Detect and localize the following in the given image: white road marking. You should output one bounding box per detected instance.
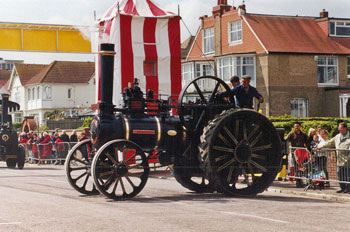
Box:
[222,211,288,224]
[0,222,22,225]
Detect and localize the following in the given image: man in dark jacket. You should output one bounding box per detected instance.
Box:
[232,75,263,109]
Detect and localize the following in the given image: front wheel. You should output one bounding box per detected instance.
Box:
[65,140,99,195]
[91,140,149,201]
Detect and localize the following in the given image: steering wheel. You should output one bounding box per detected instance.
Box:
[177,76,235,131]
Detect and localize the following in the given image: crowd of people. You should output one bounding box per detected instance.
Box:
[286,120,350,194]
[18,129,89,165]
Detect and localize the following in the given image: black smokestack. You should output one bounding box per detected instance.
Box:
[1,94,9,127]
[99,43,115,118]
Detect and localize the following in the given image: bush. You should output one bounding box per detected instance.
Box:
[270,115,349,139]
[12,122,22,130]
[81,117,93,128]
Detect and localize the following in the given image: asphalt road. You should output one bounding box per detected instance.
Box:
[0,163,349,232]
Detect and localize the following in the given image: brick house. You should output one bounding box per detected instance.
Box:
[182,0,350,117]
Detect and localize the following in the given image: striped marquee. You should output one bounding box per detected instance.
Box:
[97,0,181,106]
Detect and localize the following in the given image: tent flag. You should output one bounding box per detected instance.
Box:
[97,0,181,106]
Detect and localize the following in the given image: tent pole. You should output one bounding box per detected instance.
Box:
[178,4,180,16]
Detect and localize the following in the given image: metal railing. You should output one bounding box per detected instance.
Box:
[287,146,350,190]
[21,142,78,164]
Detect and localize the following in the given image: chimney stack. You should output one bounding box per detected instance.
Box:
[217,0,228,5]
[320,9,328,18]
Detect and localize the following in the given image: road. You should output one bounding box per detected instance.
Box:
[0,163,349,232]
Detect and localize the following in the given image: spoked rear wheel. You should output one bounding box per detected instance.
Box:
[65,140,99,195]
[201,109,282,196]
[91,140,149,201]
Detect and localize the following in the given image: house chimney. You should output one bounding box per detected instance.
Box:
[320,9,328,18]
[238,4,246,15]
[217,0,228,5]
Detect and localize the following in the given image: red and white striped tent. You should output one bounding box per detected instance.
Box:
[97,0,182,106]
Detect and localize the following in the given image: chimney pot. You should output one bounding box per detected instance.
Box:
[320,9,328,18]
[217,0,228,5]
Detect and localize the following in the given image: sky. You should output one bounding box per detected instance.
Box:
[1,0,350,42]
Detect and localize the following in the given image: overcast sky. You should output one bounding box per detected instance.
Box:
[1,0,350,41]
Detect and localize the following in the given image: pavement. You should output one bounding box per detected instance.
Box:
[149,169,350,203]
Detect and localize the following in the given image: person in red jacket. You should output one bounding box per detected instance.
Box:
[19,132,28,143]
[54,134,66,165]
[39,132,52,164]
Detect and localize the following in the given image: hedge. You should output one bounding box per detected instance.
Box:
[270,114,349,138]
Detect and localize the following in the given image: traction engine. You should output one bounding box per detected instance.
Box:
[65,44,283,200]
[0,93,25,169]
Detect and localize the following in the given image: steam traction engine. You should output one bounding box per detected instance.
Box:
[0,93,26,169]
[65,44,282,200]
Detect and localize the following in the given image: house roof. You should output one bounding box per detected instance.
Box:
[21,61,95,86]
[244,14,350,54]
[15,64,48,86]
[0,70,11,89]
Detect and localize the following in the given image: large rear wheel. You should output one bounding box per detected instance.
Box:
[201,109,282,196]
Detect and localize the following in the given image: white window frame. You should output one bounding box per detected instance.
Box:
[181,63,194,88]
[217,55,256,86]
[202,27,215,55]
[195,62,215,91]
[229,20,242,45]
[37,87,40,99]
[14,112,23,123]
[329,20,350,37]
[217,57,233,82]
[43,86,52,100]
[32,88,35,100]
[347,56,350,78]
[317,56,338,86]
[291,98,309,118]
[28,89,31,101]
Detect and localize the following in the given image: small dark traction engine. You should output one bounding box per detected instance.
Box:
[65,44,282,200]
[0,94,25,169]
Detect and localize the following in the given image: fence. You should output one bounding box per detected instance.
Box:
[287,146,350,190]
[21,142,78,164]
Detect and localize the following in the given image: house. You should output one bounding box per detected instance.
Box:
[182,0,350,117]
[7,61,95,125]
[0,69,11,90]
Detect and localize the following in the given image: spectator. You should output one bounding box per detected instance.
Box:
[231,75,263,109]
[307,128,316,151]
[317,122,350,193]
[19,132,28,143]
[310,134,319,150]
[78,132,88,142]
[55,135,66,165]
[70,130,78,143]
[60,130,70,142]
[332,120,344,138]
[39,132,52,164]
[285,122,309,185]
[316,130,330,187]
[316,125,322,140]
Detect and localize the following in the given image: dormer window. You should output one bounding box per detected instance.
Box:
[329,21,350,37]
[229,20,242,45]
[203,27,214,55]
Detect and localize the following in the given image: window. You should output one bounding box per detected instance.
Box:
[229,21,242,44]
[329,21,350,37]
[203,27,214,55]
[347,56,350,78]
[181,63,193,87]
[14,112,23,123]
[195,63,215,90]
[43,86,52,100]
[28,89,31,100]
[143,61,157,76]
[237,57,255,86]
[218,57,233,81]
[317,57,338,85]
[5,63,13,71]
[37,87,40,99]
[15,91,20,102]
[68,88,72,99]
[291,98,308,117]
[32,88,35,100]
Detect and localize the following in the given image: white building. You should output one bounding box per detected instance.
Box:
[8,61,95,126]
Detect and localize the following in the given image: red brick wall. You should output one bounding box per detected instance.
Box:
[186,9,266,62]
